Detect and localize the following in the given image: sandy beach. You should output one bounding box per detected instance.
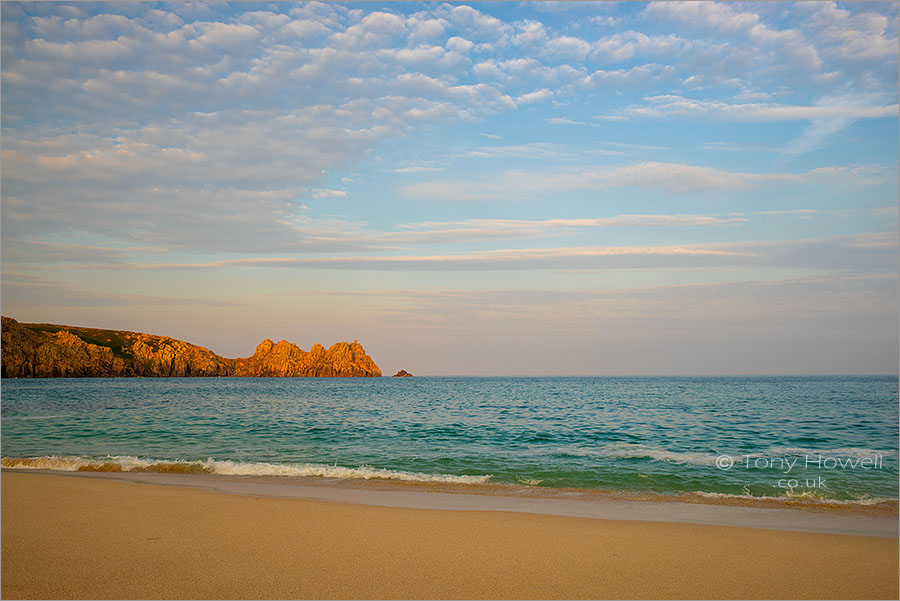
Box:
[2,470,897,599]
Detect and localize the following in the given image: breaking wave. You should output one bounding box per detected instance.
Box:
[549,443,897,465]
[0,455,493,484]
[690,490,897,507]
[551,443,721,465]
[765,447,897,458]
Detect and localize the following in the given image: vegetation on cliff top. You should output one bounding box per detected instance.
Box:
[22,323,140,359]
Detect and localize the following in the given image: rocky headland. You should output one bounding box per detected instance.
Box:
[392,370,414,377]
[0,316,381,378]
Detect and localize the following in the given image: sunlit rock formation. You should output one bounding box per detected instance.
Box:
[1,316,381,378]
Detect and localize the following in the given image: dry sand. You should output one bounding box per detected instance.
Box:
[2,470,897,599]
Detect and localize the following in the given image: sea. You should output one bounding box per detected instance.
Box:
[2,376,898,505]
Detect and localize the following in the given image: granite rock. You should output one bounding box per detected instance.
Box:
[1,316,381,378]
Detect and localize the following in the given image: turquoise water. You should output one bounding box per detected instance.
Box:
[2,376,897,502]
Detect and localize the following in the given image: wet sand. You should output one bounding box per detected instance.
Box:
[2,470,897,599]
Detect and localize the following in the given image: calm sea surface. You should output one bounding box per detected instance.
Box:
[2,376,897,503]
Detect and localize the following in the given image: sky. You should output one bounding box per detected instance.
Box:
[1,1,898,376]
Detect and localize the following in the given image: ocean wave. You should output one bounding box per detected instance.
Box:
[690,490,896,506]
[548,443,897,465]
[1,414,69,420]
[0,456,493,484]
[516,477,543,486]
[3,455,895,505]
[551,443,720,465]
[765,447,897,458]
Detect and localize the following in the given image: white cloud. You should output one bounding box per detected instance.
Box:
[406,15,447,44]
[399,180,503,202]
[785,93,899,156]
[584,63,674,86]
[457,142,577,161]
[393,166,444,173]
[360,11,406,35]
[591,31,685,62]
[99,243,753,272]
[600,163,801,193]
[547,117,590,126]
[445,5,512,42]
[275,211,747,247]
[279,19,332,40]
[618,93,898,154]
[754,209,820,216]
[644,2,764,36]
[544,35,592,60]
[797,2,899,62]
[514,19,546,46]
[516,88,552,105]
[390,214,746,242]
[195,22,260,48]
[1,109,397,251]
[236,11,290,30]
[623,94,898,121]
[643,1,822,73]
[472,57,579,89]
[26,36,135,62]
[331,11,406,49]
[2,2,896,260]
[385,44,447,65]
[80,232,900,274]
[3,6,558,253]
[398,161,886,200]
[590,16,620,27]
[312,189,347,198]
[732,88,772,103]
[445,35,473,53]
[556,162,795,193]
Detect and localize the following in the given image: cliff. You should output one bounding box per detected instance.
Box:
[0,317,381,378]
[232,338,381,378]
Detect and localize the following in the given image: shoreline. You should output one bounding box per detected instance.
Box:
[4,467,897,537]
[3,457,897,515]
[3,470,897,599]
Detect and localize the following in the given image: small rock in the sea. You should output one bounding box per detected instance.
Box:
[392,369,413,377]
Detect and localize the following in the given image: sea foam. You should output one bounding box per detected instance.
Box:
[549,443,898,465]
[551,443,721,465]
[0,455,493,484]
[690,490,896,506]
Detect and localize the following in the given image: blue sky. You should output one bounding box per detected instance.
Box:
[1,1,898,375]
